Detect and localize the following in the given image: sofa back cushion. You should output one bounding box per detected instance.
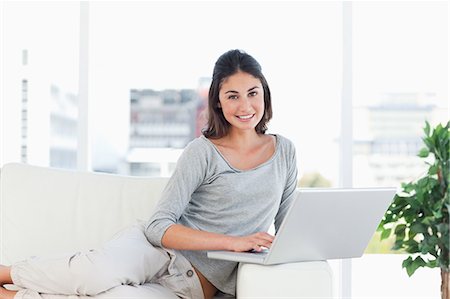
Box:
[0,163,168,264]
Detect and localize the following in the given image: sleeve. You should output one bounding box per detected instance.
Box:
[144,139,208,247]
[274,139,298,233]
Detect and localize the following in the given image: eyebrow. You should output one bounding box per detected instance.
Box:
[224,86,260,94]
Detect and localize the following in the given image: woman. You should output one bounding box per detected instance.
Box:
[0,49,298,299]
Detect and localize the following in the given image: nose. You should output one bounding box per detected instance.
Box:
[239,96,252,111]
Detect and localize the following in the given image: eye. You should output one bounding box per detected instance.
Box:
[228,94,238,100]
[248,91,258,97]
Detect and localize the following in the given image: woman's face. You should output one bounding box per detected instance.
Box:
[218,71,265,134]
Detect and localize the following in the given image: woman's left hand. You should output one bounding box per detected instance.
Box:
[228,232,274,252]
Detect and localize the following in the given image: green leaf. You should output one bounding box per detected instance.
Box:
[410,223,427,234]
[392,240,404,251]
[426,235,439,247]
[432,209,442,219]
[421,217,433,226]
[401,183,415,193]
[405,256,427,277]
[435,123,444,136]
[403,208,417,223]
[415,189,425,204]
[408,229,417,240]
[426,177,439,190]
[419,240,433,255]
[404,239,420,254]
[380,228,391,240]
[423,137,435,153]
[395,224,407,234]
[418,148,430,158]
[428,165,439,175]
[424,121,431,136]
[426,259,438,268]
[395,224,406,242]
[402,256,413,268]
[376,222,384,232]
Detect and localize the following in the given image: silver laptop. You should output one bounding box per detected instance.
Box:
[207,188,396,265]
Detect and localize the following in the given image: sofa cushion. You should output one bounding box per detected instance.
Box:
[0,163,168,264]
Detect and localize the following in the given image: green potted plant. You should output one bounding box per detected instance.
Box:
[378,120,449,299]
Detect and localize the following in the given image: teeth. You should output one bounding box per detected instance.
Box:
[238,114,253,119]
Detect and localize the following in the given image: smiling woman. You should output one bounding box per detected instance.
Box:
[219,72,264,130]
[0,48,298,299]
[200,50,277,172]
[203,49,272,139]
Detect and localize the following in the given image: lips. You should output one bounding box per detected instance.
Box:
[237,114,255,120]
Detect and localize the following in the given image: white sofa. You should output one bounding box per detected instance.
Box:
[0,163,333,298]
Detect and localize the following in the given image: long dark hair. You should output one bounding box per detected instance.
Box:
[202,49,272,139]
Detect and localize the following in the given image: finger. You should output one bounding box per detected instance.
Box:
[254,234,274,245]
[252,239,273,251]
[257,232,275,242]
[257,239,273,249]
[253,244,263,252]
[263,234,275,242]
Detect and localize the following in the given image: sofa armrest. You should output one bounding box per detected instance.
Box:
[236,261,333,298]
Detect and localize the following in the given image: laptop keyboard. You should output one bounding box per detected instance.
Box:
[249,248,269,254]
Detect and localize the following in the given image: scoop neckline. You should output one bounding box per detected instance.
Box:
[201,134,280,173]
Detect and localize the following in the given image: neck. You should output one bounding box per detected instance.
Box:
[224,129,263,149]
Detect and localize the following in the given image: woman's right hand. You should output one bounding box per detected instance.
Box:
[229,232,275,252]
[162,224,275,252]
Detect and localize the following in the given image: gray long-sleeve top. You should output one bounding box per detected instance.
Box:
[145,134,298,296]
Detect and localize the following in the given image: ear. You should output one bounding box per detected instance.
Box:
[217,102,222,108]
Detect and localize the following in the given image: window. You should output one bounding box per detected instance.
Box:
[88,2,342,185]
[351,2,447,298]
[3,2,444,298]
[1,2,80,168]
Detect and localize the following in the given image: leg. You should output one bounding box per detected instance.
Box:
[96,284,179,299]
[0,286,17,299]
[0,266,16,299]
[0,266,13,285]
[10,284,178,299]
[10,224,170,296]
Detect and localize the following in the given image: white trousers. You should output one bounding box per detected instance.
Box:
[10,223,204,299]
